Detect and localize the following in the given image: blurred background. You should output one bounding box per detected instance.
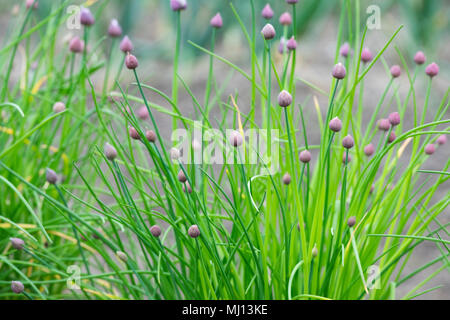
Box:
[0,0,449,299]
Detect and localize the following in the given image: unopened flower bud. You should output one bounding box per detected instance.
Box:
[388,131,396,143]
[170,147,181,160]
[125,53,138,69]
[282,172,291,185]
[11,281,24,294]
[414,51,426,65]
[53,101,66,113]
[299,150,311,163]
[364,143,375,156]
[10,238,25,250]
[69,36,84,53]
[279,12,292,26]
[311,246,318,258]
[388,112,400,126]
[146,130,156,143]
[347,216,356,227]
[342,135,354,149]
[210,13,223,28]
[229,130,243,147]
[129,126,140,140]
[261,4,274,20]
[150,225,162,237]
[182,181,192,193]
[437,135,447,146]
[329,117,342,132]
[108,19,122,38]
[104,143,117,160]
[119,36,133,53]
[188,225,200,238]
[170,0,187,11]
[80,7,95,26]
[261,23,276,40]
[286,0,298,3]
[286,37,297,51]
[340,42,350,57]
[378,118,390,131]
[26,0,38,10]
[360,48,373,63]
[390,65,401,78]
[425,62,439,78]
[178,169,187,183]
[332,63,346,79]
[46,168,58,184]
[424,144,435,155]
[277,90,292,107]
[137,106,149,120]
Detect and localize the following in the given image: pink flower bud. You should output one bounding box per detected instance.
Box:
[69,36,84,53]
[340,42,350,57]
[46,168,58,184]
[329,117,342,132]
[424,144,435,155]
[188,225,200,238]
[364,143,375,156]
[150,225,162,237]
[279,12,292,26]
[286,0,298,3]
[437,135,447,146]
[287,37,297,51]
[170,0,187,11]
[146,130,156,143]
[332,62,346,79]
[129,126,140,140]
[347,216,356,227]
[261,24,276,40]
[10,238,25,250]
[210,13,223,28]
[388,112,400,126]
[390,65,401,78]
[299,150,311,163]
[120,36,133,53]
[80,7,95,26]
[388,131,396,143]
[360,48,373,63]
[229,130,243,147]
[125,53,138,69]
[108,19,122,38]
[137,106,149,120]
[425,62,439,78]
[378,118,391,131]
[53,101,66,113]
[414,51,426,65]
[178,169,187,183]
[182,181,192,193]
[342,135,354,149]
[278,37,287,54]
[278,90,292,107]
[282,173,291,185]
[104,143,117,160]
[261,4,274,20]
[26,0,38,10]
[11,281,24,294]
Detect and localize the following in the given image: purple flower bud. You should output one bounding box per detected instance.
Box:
[210,13,223,28]
[104,143,117,160]
[390,65,401,78]
[129,126,140,140]
[331,62,346,79]
[69,36,84,53]
[299,150,311,163]
[116,251,128,262]
[137,106,149,120]
[119,36,133,53]
[53,101,66,113]
[340,42,350,57]
[388,112,400,126]
[261,24,276,40]
[425,62,439,78]
[360,48,373,63]
[343,153,352,164]
[332,62,346,79]
[279,12,292,26]
[229,130,243,147]
[388,131,396,143]
[437,135,447,146]
[188,225,200,238]
[364,143,375,156]
[282,172,291,185]
[108,19,122,38]
[261,4,274,20]
[378,118,391,131]
[150,225,162,237]
[347,216,356,227]
[329,117,342,132]
[11,281,24,294]
[80,7,95,26]
[414,51,426,65]
[424,144,435,155]
[278,90,292,107]
[146,130,156,143]
[342,135,354,149]
[26,0,38,10]
[10,238,25,250]
[286,0,299,3]
[287,37,297,51]
[170,0,187,11]
[46,168,58,184]
[125,54,138,69]
[178,169,187,183]
[182,181,192,193]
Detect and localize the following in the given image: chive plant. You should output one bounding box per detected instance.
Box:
[0,0,448,300]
